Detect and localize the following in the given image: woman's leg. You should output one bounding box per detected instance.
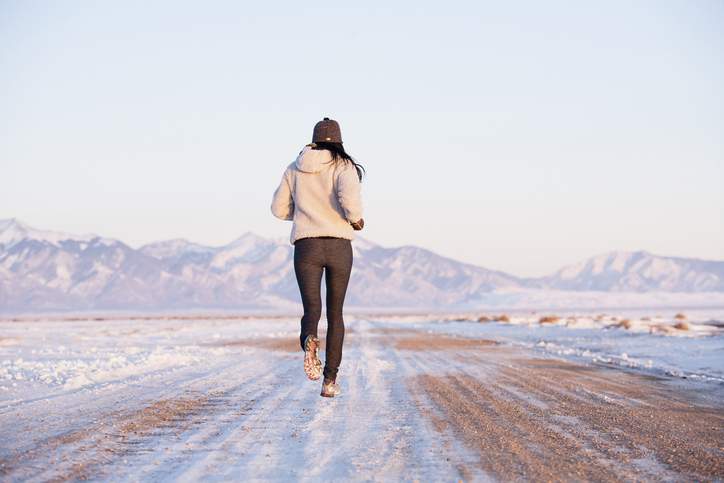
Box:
[322,238,353,380]
[294,239,325,350]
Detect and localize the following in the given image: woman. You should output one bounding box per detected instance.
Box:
[271,117,365,398]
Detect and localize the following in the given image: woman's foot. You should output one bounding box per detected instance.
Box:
[320,378,341,398]
[303,335,323,380]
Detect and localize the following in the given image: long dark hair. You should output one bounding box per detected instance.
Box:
[313,142,365,181]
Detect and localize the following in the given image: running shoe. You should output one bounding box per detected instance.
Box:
[320,378,341,398]
[303,335,323,380]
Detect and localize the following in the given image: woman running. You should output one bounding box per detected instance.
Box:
[271,117,365,398]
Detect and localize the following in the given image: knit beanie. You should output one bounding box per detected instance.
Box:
[312,117,342,143]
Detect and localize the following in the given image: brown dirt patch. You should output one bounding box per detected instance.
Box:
[216,326,356,353]
[370,327,420,335]
[411,360,724,481]
[371,328,498,351]
[498,360,724,479]
[214,337,300,352]
[413,373,623,481]
[114,397,210,436]
[539,315,561,324]
[394,334,498,351]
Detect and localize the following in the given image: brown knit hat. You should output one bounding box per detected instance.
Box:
[312,117,342,143]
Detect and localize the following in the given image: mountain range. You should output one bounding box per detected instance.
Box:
[1,218,723,313]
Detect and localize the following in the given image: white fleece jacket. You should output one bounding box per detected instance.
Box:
[271,145,363,244]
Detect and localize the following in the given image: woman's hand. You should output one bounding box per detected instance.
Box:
[351,218,364,231]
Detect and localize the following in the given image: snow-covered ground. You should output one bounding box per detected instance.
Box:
[0,316,486,481]
[382,308,724,383]
[0,312,722,480]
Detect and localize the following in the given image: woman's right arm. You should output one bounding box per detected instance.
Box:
[271,169,294,221]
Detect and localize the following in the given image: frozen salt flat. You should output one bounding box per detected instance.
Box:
[0,317,490,481]
[384,309,724,383]
[0,312,722,481]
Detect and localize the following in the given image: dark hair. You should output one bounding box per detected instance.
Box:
[313,142,365,181]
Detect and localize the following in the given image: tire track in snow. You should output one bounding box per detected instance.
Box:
[129,320,476,481]
[299,321,409,480]
[1,352,283,481]
[295,320,482,481]
[0,356,258,460]
[160,358,311,481]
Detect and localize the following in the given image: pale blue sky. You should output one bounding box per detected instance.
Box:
[1,1,723,276]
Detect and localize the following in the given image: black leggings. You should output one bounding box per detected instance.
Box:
[294,237,353,380]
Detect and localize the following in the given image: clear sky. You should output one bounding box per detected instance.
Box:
[1,1,723,276]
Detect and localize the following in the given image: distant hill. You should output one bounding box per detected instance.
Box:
[1,218,723,313]
[540,250,724,292]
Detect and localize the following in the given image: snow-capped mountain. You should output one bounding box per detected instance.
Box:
[0,219,522,312]
[1,218,723,313]
[541,250,724,292]
[348,244,521,307]
[139,231,523,308]
[0,219,183,311]
[0,218,110,249]
[138,238,216,260]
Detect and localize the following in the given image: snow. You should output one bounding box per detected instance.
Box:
[0,316,486,481]
[225,231,269,251]
[210,234,278,268]
[139,239,216,259]
[0,312,721,480]
[393,308,724,382]
[0,218,99,249]
[558,260,586,280]
[546,250,724,292]
[351,236,379,253]
[609,251,633,272]
[1,310,721,399]
[4,218,724,314]
[468,288,724,309]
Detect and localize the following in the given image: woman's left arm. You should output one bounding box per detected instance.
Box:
[271,169,294,221]
[336,164,363,225]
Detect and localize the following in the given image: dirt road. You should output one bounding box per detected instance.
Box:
[0,318,722,481]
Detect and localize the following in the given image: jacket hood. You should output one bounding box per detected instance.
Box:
[295,145,332,174]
